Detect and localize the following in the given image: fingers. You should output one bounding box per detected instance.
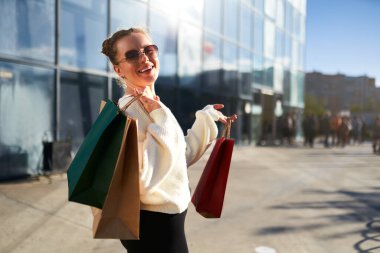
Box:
[218,115,238,124]
[133,88,143,98]
[214,104,227,124]
[213,103,237,124]
[213,104,224,110]
[230,114,238,122]
[218,117,228,124]
[137,92,161,113]
[133,88,159,101]
[140,96,154,104]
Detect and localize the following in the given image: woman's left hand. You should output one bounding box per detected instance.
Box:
[134,88,161,113]
[213,104,238,124]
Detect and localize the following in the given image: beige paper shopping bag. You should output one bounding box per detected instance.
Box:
[91,99,140,239]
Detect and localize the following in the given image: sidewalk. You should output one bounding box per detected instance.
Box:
[1,143,380,253]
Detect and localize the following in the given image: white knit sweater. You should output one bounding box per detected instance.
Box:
[118,95,220,214]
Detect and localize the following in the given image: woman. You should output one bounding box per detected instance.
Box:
[101,28,236,253]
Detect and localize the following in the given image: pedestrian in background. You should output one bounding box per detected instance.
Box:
[101,27,236,253]
[281,112,296,145]
[352,116,364,144]
[339,116,352,147]
[330,114,342,146]
[372,116,380,154]
[319,111,331,148]
[303,113,318,148]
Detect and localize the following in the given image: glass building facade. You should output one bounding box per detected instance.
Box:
[0,0,306,178]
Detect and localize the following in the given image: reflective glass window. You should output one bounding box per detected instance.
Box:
[239,2,252,48]
[298,71,305,107]
[155,85,177,114]
[293,8,300,38]
[264,58,274,87]
[0,62,54,176]
[0,0,55,62]
[150,0,180,15]
[222,41,238,94]
[291,39,299,70]
[60,71,107,149]
[111,0,147,31]
[253,13,264,55]
[285,1,293,34]
[298,43,305,69]
[177,89,199,131]
[253,54,264,85]
[223,0,238,41]
[254,0,264,13]
[60,0,107,70]
[300,14,306,43]
[239,49,252,95]
[204,0,221,33]
[202,32,222,91]
[276,0,285,28]
[275,28,284,59]
[284,35,292,67]
[178,23,202,89]
[283,69,291,104]
[290,70,298,106]
[180,0,204,25]
[274,62,283,92]
[149,9,177,86]
[300,0,307,15]
[264,19,275,59]
[265,0,276,20]
[112,78,125,101]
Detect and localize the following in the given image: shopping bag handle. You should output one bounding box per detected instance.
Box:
[119,93,143,112]
[118,94,154,122]
[221,117,232,139]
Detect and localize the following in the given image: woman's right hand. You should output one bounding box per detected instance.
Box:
[212,104,238,125]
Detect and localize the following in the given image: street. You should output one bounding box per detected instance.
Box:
[1,143,380,253]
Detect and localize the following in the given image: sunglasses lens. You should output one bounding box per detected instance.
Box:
[125,50,140,60]
[144,45,159,58]
[123,45,159,63]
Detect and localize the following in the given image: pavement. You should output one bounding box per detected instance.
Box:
[1,142,380,253]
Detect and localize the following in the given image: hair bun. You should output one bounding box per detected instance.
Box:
[101,27,150,65]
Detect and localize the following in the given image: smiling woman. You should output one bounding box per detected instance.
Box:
[100,27,237,253]
[102,29,159,102]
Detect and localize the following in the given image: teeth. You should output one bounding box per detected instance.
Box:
[139,66,152,73]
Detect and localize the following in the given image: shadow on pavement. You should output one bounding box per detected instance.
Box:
[255,188,380,253]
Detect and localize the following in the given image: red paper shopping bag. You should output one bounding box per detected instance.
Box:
[191,119,234,218]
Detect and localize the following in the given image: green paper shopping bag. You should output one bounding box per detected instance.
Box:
[67,97,139,209]
[91,115,140,239]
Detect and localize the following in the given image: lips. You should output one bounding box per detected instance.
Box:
[138,65,153,73]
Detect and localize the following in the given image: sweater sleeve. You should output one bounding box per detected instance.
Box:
[185,105,220,167]
[139,108,180,195]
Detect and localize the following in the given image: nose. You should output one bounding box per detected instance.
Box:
[138,50,149,63]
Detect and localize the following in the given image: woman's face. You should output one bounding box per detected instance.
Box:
[113,32,160,89]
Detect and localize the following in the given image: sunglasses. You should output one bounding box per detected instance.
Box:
[117,45,159,64]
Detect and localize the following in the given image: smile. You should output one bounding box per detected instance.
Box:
[138,66,153,73]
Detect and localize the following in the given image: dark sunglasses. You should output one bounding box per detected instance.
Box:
[117,45,159,64]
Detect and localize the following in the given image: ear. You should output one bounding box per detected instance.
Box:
[113,65,122,76]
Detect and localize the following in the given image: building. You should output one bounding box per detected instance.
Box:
[305,71,379,117]
[0,0,306,179]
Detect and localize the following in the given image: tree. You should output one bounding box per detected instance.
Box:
[304,95,325,116]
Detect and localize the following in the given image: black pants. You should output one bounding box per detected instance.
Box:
[121,209,188,253]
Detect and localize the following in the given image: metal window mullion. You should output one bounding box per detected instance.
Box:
[107,0,112,99]
[55,0,61,141]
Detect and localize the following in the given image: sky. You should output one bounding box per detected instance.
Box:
[306,0,380,86]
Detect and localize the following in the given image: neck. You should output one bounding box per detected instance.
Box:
[125,84,156,98]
